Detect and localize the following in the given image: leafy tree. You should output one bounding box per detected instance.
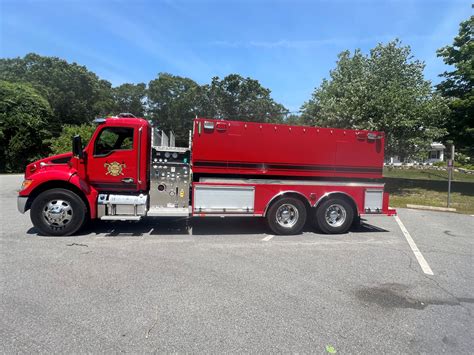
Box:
[284,113,304,125]
[301,40,449,160]
[148,73,201,145]
[204,74,288,122]
[0,81,52,172]
[112,83,147,117]
[0,53,114,133]
[437,16,474,156]
[148,73,288,145]
[49,124,97,155]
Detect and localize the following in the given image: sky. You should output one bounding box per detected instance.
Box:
[0,0,471,112]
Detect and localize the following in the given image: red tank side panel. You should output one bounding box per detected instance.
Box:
[191,119,384,179]
[192,180,391,216]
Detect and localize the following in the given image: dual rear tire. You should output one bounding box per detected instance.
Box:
[314,198,354,234]
[266,196,355,235]
[266,197,307,235]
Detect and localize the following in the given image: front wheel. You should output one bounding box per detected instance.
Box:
[266,197,307,235]
[315,198,354,234]
[30,188,87,236]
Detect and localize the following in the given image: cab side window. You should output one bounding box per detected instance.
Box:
[94,127,134,156]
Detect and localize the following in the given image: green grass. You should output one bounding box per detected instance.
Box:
[383,167,474,214]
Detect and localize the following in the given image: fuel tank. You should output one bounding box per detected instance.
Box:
[191,118,385,179]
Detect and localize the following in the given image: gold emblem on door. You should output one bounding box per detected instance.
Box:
[104,161,126,176]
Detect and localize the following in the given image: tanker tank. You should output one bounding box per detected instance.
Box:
[191,118,385,180]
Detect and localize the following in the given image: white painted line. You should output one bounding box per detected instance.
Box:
[262,235,274,242]
[394,215,434,276]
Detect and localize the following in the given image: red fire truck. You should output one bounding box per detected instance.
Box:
[17,115,395,236]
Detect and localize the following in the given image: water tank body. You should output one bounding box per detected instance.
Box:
[191,119,384,180]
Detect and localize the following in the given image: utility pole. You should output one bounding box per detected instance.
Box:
[447,144,455,208]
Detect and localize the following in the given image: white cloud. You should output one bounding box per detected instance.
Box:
[210,34,439,49]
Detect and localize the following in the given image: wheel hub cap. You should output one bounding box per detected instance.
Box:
[42,200,73,228]
[325,204,346,227]
[276,203,299,228]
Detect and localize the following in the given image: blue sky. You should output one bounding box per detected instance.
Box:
[0,0,471,112]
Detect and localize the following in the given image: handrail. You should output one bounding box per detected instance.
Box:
[137,127,142,185]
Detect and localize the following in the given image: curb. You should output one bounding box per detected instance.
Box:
[406,204,457,212]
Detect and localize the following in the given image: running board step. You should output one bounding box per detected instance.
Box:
[100,215,142,221]
[147,207,191,217]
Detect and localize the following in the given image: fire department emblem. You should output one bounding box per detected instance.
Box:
[104,161,126,176]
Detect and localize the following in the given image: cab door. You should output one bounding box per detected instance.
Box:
[86,126,140,192]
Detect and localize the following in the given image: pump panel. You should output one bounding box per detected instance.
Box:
[148,141,191,216]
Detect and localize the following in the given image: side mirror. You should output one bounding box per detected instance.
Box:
[72,135,84,159]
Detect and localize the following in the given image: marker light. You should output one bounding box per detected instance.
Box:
[21,179,33,191]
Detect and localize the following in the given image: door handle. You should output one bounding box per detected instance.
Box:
[121,177,135,184]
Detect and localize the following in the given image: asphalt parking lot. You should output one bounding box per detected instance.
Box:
[1,174,473,353]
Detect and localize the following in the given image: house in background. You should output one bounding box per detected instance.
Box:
[427,142,445,163]
[386,142,445,165]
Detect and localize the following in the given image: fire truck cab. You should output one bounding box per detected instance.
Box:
[18,115,395,236]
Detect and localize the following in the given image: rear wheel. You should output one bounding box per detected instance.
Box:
[315,198,354,234]
[266,197,307,235]
[30,188,86,236]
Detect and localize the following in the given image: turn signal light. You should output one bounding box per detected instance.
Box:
[21,179,33,191]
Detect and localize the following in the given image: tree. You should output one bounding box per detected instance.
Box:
[148,73,289,145]
[112,83,147,117]
[301,40,449,160]
[148,73,201,144]
[437,16,474,156]
[0,53,114,133]
[284,113,304,125]
[49,124,97,155]
[204,74,288,122]
[0,81,52,172]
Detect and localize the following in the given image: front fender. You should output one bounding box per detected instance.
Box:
[68,173,98,219]
[19,170,98,219]
[19,170,74,197]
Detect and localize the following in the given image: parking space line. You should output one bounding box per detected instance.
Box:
[262,235,274,241]
[394,215,434,275]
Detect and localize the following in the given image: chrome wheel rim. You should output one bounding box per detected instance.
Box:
[325,204,346,227]
[276,203,299,228]
[42,199,73,228]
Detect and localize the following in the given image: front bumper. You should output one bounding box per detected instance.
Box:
[17,196,28,214]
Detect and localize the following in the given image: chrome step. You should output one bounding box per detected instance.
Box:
[100,215,142,221]
[147,207,191,217]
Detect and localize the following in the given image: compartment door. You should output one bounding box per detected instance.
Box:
[194,185,255,214]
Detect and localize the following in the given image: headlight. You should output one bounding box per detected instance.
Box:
[20,179,33,190]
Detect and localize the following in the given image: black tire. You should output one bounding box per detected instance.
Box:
[30,188,87,236]
[315,198,354,234]
[266,197,307,235]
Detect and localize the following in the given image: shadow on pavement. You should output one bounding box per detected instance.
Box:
[351,221,389,233]
[27,217,388,237]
